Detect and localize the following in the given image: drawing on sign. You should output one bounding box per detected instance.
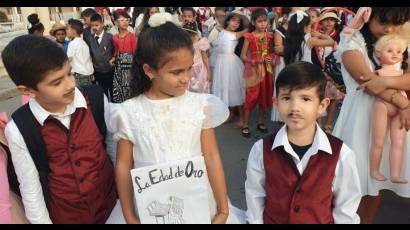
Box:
[146,196,185,224]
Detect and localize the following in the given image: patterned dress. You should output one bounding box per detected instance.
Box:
[112,32,137,103]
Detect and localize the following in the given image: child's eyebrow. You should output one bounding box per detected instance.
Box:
[49,67,71,84]
[49,76,64,85]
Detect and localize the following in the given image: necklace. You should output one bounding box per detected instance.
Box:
[253,32,269,57]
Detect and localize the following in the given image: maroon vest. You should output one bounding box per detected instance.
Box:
[40,94,116,224]
[262,133,343,224]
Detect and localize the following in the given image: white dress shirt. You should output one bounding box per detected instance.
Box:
[94,30,104,45]
[67,37,94,75]
[4,88,110,224]
[245,124,362,224]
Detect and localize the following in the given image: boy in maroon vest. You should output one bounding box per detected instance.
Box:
[245,61,361,224]
[2,35,117,224]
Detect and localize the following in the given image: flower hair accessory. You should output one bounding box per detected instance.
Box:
[148,12,179,28]
[289,10,308,24]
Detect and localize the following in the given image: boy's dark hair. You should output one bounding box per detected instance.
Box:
[181,7,196,16]
[1,35,68,90]
[27,13,44,34]
[81,8,97,18]
[90,13,103,23]
[130,22,193,97]
[284,13,311,65]
[249,8,268,32]
[276,61,327,101]
[182,21,199,36]
[68,19,84,35]
[165,7,179,14]
[360,7,410,71]
[281,7,292,16]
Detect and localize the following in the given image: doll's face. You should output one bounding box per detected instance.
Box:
[377,43,404,65]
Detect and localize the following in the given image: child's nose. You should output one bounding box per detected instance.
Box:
[181,70,192,83]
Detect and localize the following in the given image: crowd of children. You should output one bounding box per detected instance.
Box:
[0,6,409,224]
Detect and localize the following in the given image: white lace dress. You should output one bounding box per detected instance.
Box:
[105,91,242,223]
[212,30,245,107]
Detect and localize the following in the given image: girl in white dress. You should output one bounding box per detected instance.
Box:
[271,7,292,122]
[212,12,248,124]
[106,13,239,224]
[332,7,410,224]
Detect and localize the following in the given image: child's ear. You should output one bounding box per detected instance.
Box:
[142,64,156,80]
[16,85,36,98]
[318,97,330,115]
[272,96,278,107]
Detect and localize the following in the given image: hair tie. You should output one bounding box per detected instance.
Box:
[148,12,179,28]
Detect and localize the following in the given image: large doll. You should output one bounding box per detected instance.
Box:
[369,34,409,184]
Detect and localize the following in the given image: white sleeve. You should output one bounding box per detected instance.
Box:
[5,121,52,224]
[66,41,75,60]
[334,31,366,62]
[332,144,361,224]
[202,94,229,129]
[103,96,117,165]
[106,103,134,143]
[245,140,266,224]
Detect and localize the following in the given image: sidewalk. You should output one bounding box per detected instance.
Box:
[0,75,18,101]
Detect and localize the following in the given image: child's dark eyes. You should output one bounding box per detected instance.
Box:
[281,96,290,101]
[171,71,182,75]
[52,80,61,86]
[303,97,311,101]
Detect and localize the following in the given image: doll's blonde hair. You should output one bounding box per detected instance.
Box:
[400,22,410,44]
[375,33,407,54]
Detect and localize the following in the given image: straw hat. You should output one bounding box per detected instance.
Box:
[320,12,341,22]
[49,22,66,36]
[228,9,250,28]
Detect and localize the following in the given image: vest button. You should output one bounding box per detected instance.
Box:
[295,186,302,193]
[70,144,76,151]
[294,206,300,212]
[75,160,81,167]
[80,178,84,183]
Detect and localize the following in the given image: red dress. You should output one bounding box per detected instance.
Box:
[243,32,274,110]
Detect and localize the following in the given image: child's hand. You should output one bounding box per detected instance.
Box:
[207,72,212,81]
[109,58,115,66]
[126,215,141,224]
[211,212,228,224]
[311,31,321,38]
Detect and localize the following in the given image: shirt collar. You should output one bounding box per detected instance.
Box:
[95,30,104,38]
[271,123,333,158]
[28,87,87,126]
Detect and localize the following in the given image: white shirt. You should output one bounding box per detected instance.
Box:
[245,124,362,224]
[94,30,104,45]
[4,88,111,224]
[67,37,94,75]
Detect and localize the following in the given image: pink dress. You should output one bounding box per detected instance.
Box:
[0,112,11,224]
[0,113,29,224]
[189,37,211,94]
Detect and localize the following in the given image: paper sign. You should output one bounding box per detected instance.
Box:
[131,156,211,224]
